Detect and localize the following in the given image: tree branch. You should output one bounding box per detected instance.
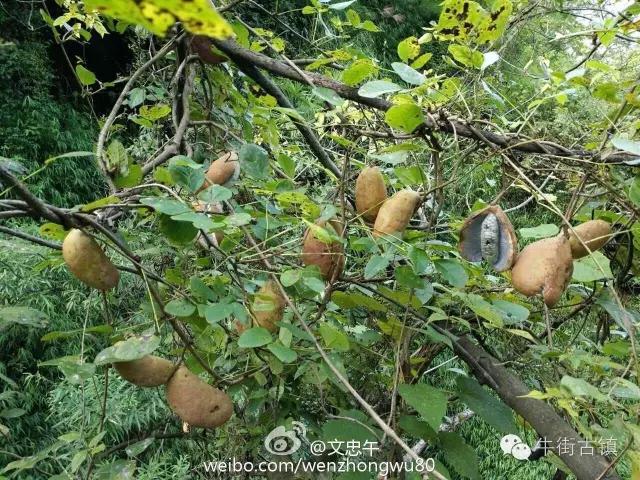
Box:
[212,39,638,165]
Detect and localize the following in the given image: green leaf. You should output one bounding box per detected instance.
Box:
[75,65,96,85]
[164,298,196,317]
[168,155,205,192]
[612,137,640,156]
[462,293,503,327]
[322,418,377,444]
[114,164,142,188]
[267,342,298,363]
[572,251,613,283]
[125,438,154,457]
[518,224,559,239]
[456,376,516,434]
[84,0,233,39]
[81,195,120,212]
[397,383,448,431]
[105,140,128,174]
[358,80,403,98]
[197,184,232,203]
[391,62,426,85]
[158,214,198,245]
[203,303,235,324]
[331,291,387,312]
[439,432,480,480]
[94,334,160,365]
[448,44,484,69]
[139,104,171,121]
[140,197,190,215]
[364,255,390,279]
[328,0,356,10]
[312,86,345,106]
[492,299,529,324]
[342,59,378,86]
[319,323,350,351]
[238,327,273,348]
[384,103,424,133]
[0,408,26,419]
[93,459,136,480]
[560,375,607,401]
[397,36,420,62]
[630,176,640,206]
[239,143,269,179]
[395,266,424,289]
[434,259,467,288]
[280,269,302,287]
[0,307,48,331]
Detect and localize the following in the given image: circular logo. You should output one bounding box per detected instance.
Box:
[264,422,307,456]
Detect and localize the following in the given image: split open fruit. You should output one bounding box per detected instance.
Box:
[459,205,518,272]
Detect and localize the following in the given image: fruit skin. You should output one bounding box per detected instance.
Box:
[62,229,119,290]
[252,280,286,332]
[567,220,612,259]
[355,166,387,222]
[373,190,421,238]
[114,355,176,387]
[201,151,240,190]
[511,235,573,307]
[301,219,345,280]
[458,205,518,272]
[166,367,233,429]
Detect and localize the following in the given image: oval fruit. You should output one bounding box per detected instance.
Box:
[62,229,119,290]
[511,235,573,307]
[373,190,421,238]
[166,366,233,429]
[301,219,345,280]
[114,355,176,387]
[458,205,518,272]
[252,280,286,332]
[567,220,611,259]
[202,151,240,189]
[355,166,387,222]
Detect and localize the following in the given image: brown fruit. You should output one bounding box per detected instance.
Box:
[511,236,573,307]
[458,205,518,272]
[189,35,227,65]
[301,219,345,280]
[201,151,240,190]
[373,190,421,238]
[355,166,387,222]
[114,355,176,387]
[252,280,286,332]
[567,220,612,259]
[166,366,233,429]
[62,229,119,290]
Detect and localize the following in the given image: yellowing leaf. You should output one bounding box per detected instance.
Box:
[84,0,233,38]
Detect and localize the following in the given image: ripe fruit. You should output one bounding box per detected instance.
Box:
[373,190,421,238]
[355,166,387,222]
[201,151,240,190]
[511,235,573,307]
[166,366,233,429]
[459,205,518,272]
[567,220,612,259]
[114,355,175,387]
[251,280,286,332]
[301,219,345,280]
[62,229,119,290]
